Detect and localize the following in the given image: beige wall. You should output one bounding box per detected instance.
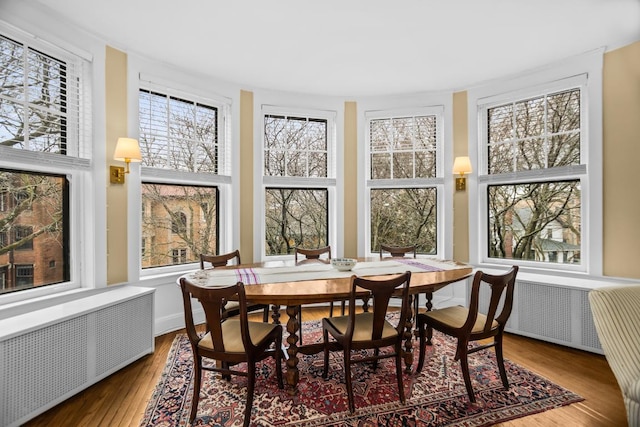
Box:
[452,91,470,263]
[603,41,640,279]
[105,46,128,285]
[343,102,358,258]
[239,90,254,264]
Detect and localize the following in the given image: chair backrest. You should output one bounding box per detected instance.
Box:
[294,245,331,262]
[379,244,416,259]
[179,277,254,355]
[465,266,518,336]
[200,249,241,269]
[346,271,412,340]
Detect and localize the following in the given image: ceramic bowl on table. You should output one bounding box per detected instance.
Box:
[331,258,357,271]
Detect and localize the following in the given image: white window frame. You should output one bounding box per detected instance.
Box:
[0,20,95,304]
[258,104,338,261]
[130,70,235,279]
[468,49,604,276]
[361,99,453,260]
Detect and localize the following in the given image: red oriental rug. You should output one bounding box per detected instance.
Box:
[140,317,582,426]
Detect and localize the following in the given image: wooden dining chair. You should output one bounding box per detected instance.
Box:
[415,266,518,403]
[200,250,270,322]
[379,244,417,259]
[379,244,420,322]
[179,277,284,427]
[295,245,345,316]
[321,271,412,413]
[200,249,243,268]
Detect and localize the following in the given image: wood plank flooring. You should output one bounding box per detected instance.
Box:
[24,307,627,427]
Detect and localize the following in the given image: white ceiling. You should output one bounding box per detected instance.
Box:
[33,0,640,97]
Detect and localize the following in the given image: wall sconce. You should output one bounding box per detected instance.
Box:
[110,137,141,184]
[453,156,472,191]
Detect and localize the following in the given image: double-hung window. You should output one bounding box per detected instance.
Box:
[365,107,444,255]
[262,108,336,257]
[471,51,603,273]
[138,83,230,270]
[0,25,90,297]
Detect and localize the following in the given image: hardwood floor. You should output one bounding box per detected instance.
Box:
[24,307,627,427]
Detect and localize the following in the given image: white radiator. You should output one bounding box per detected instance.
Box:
[471,273,635,354]
[0,286,155,427]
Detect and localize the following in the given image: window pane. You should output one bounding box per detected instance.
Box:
[488,180,581,264]
[515,96,545,138]
[370,188,437,255]
[371,153,391,179]
[369,115,437,179]
[265,188,328,256]
[263,115,328,178]
[0,169,69,294]
[393,152,414,178]
[141,183,218,268]
[0,36,68,154]
[139,89,219,173]
[487,88,581,175]
[392,117,413,150]
[415,151,436,177]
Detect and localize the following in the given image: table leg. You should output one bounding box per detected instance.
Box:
[403,294,415,373]
[271,304,281,324]
[425,291,434,345]
[285,305,300,395]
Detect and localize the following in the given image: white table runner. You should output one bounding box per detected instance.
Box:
[185,258,466,288]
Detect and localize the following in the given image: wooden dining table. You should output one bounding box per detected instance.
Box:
[179,257,473,394]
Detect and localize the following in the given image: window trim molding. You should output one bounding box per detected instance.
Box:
[254,96,343,261]
[467,48,604,277]
[128,56,241,280]
[0,18,98,305]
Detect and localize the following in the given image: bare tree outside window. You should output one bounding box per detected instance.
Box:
[265,188,328,255]
[370,188,436,254]
[264,114,330,255]
[486,89,582,264]
[0,35,70,154]
[0,170,69,293]
[368,114,439,254]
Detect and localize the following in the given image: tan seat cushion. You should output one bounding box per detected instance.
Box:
[328,312,398,342]
[198,319,277,353]
[424,305,498,334]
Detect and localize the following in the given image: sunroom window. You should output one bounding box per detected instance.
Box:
[262,111,334,256]
[138,87,226,269]
[0,27,88,297]
[481,87,584,266]
[366,111,442,255]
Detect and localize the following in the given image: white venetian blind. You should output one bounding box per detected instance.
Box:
[0,31,91,164]
[138,79,232,180]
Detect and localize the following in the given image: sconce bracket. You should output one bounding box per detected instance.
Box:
[110,165,125,184]
[455,177,466,191]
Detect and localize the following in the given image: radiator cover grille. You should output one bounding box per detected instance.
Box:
[473,278,602,353]
[0,287,154,427]
[3,318,88,424]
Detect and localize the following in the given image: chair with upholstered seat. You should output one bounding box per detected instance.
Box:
[321,271,412,413]
[200,250,270,322]
[179,277,284,427]
[379,244,420,319]
[415,266,518,403]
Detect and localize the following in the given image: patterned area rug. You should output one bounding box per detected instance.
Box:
[140,318,583,426]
